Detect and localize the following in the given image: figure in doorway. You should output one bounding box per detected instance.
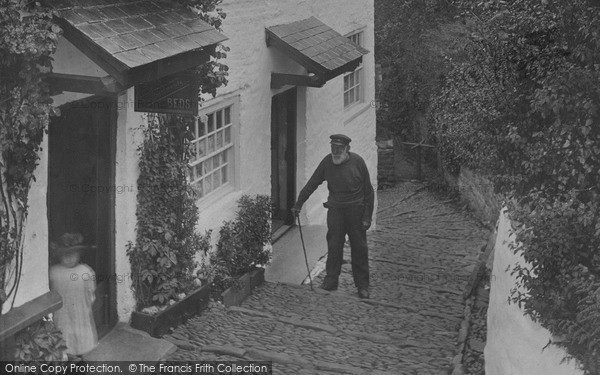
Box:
[49,233,98,358]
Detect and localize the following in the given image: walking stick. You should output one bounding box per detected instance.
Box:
[297,215,314,290]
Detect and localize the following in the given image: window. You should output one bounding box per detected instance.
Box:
[343,31,364,108]
[188,104,234,198]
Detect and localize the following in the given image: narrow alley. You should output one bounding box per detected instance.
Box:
[166,182,490,374]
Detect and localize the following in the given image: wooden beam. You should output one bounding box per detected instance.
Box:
[47,73,126,95]
[0,291,62,342]
[271,73,325,89]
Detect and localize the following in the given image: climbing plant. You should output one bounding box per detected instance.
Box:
[127,114,213,309]
[431,0,600,372]
[0,1,60,312]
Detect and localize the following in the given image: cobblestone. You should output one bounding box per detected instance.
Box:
[167,182,489,374]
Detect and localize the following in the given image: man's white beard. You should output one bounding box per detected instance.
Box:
[332,152,348,165]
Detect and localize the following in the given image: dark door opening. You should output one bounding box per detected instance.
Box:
[48,95,117,338]
[271,88,297,233]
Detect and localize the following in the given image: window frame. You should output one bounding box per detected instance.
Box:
[343,30,365,109]
[188,96,239,201]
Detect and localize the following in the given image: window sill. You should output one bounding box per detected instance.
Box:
[195,184,237,212]
[343,102,372,125]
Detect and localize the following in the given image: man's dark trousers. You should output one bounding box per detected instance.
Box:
[324,205,369,288]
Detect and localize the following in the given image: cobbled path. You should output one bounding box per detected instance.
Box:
[167,182,490,374]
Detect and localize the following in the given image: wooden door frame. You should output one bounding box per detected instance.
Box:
[48,94,118,337]
[270,88,297,226]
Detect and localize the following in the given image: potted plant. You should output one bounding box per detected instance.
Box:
[200,194,272,306]
[127,114,211,338]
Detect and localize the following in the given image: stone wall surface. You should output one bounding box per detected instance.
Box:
[485,209,583,375]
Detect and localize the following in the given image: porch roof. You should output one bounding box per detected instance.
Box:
[266,17,369,80]
[47,0,228,87]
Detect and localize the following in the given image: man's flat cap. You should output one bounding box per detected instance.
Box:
[330,134,352,145]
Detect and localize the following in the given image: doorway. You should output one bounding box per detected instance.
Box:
[48,95,117,338]
[271,88,297,233]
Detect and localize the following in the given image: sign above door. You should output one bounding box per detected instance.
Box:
[134,71,199,115]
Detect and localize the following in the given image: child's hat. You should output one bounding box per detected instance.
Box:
[53,233,89,256]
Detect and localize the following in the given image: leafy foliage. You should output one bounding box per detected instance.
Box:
[375,0,464,141]
[430,0,600,371]
[178,0,229,97]
[200,195,272,297]
[14,319,66,361]
[127,115,212,309]
[0,1,60,312]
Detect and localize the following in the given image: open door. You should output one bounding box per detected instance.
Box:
[48,95,117,338]
[271,88,297,233]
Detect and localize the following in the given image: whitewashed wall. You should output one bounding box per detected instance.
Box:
[485,209,584,375]
[2,138,50,313]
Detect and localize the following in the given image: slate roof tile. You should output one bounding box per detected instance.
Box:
[113,50,152,67]
[97,6,128,21]
[104,19,135,34]
[111,33,144,50]
[124,16,154,30]
[94,37,125,54]
[78,24,104,40]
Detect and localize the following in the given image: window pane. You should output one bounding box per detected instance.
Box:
[189,141,198,162]
[224,107,231,124]
[199,121,206,137]
[344,92,349,107]
[216,131,223,148]
[213,169,221,188]
[198,139,206,159]
[195,180,203,198]
[195,163,203,177]
[222,151,227,164]
[208,135,215,154]
[205,174,213,194]
[207,114,214,133]
[344,75,349,91]
[188,166,195,180]
[213,155,221,167]
[224,126,231,144]
[221,165,228,183]
[216,110,223,129]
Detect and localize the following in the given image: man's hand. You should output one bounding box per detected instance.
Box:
[362,220,371,231]
[291,206,301,217]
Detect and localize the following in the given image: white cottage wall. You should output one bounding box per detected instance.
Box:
[3,138,50,312]
[115,89,147,321]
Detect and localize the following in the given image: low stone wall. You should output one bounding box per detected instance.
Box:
[485,209,583,375]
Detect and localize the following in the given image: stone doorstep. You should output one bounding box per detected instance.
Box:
[82,323,176,362]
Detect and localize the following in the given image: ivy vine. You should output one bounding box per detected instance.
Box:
[127,114,212,309]
[0,1,60,312]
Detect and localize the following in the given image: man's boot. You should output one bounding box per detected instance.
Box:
[319,278,338,291]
